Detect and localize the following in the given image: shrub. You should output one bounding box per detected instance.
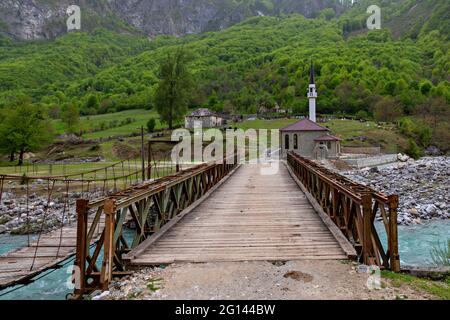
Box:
[398,117,432,147]
[398,117,415,136]
[428,239,450,267]
[147,118,156,133]
[355,110,369,120]
[416,125,432,147]
[405,138,423,159]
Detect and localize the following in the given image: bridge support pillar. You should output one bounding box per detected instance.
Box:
[100,199,116,290]
[74,199,89,298]
[388,195,400,272]
[362,194,376,266]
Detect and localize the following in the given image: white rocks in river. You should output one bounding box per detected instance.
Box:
[342,156,450,225]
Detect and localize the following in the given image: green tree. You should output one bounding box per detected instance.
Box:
[0,109,18,162]
[62,104,80,134]
[84,94,99,114]
[154,48,193,129]
[420,80,433,96]
[0,102,54,165]
[147,118,156,133]
[319,8,335,21]
[373,97,404,122]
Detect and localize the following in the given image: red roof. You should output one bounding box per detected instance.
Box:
[280,119,329,132]
[314,134,341,141]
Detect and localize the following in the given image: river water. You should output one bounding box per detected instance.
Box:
[0,219,448,300]
[377,219,449,266]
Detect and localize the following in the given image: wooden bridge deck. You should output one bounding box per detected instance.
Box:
[0,217,103,289]
[127,163,347,265]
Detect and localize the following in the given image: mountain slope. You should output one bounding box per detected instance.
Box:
[0,0,345,40]
[339,0,449,40]
[0,0,138,40]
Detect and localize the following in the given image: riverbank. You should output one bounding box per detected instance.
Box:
[0,189,108,235]
[0,192,76,235]
[342,156,449,225]
[93,260,446,300]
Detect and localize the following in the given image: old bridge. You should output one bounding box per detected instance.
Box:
[0,152,400,298]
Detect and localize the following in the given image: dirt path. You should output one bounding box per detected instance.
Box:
[104,260,433,300]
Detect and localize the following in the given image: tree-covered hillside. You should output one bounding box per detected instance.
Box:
[340,0,449,40]
[0,0,449,152]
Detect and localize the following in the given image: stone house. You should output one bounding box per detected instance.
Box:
[185,108,225,129]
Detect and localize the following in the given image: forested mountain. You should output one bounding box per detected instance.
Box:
[0,0,448,150]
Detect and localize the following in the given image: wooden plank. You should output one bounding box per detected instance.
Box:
[285,162,358,260]
[163,244,337,249]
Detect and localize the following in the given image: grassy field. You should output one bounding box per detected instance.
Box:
[51,108,408,154]
[0,161,147,179]
[53,109,164,139]
[233,118,297,130]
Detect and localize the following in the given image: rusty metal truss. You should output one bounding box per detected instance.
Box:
[72,159,237,298]
[287,152,400,272]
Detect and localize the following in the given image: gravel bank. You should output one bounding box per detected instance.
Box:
[0,189,107,235]
[342,157,449,225]
[93,260,432,300]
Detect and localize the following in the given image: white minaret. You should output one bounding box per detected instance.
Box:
[307,61,317,122]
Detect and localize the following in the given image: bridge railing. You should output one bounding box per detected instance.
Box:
[287,151,400,272]
[72,157,238,298]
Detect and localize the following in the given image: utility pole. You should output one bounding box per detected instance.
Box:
[147,141,152,180]
[141,126,145,181]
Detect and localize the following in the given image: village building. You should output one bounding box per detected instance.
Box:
[185,108,225,129]
[280,62,341,159]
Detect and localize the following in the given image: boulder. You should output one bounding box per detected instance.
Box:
[408,208,420,217]
[397,153,410,162]
[369,167,379,173]
[425,204,437,215]
[425,146,441,156]
[435,202,446,210]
